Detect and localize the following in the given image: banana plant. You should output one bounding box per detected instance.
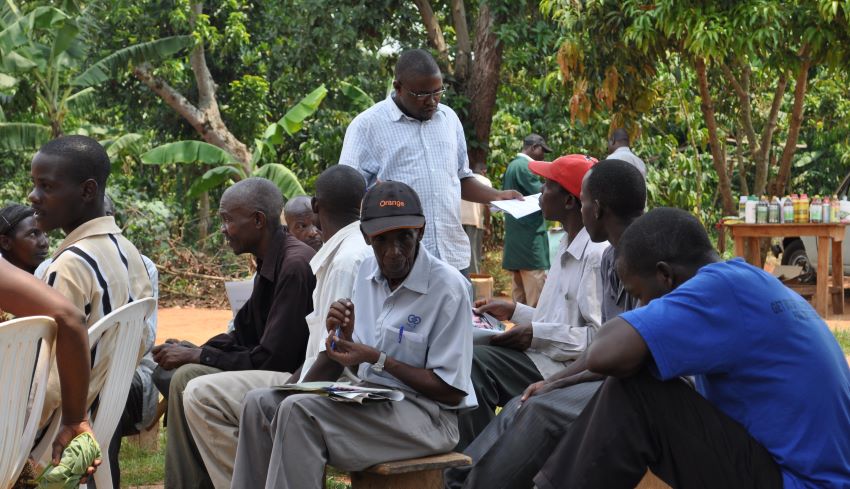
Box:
[0,1,193,150]
[140,85,327,200]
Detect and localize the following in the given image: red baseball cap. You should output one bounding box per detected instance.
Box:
[529,154,599,197]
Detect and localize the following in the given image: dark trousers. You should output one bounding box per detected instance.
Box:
[456,345,542,450]
[89,371,143,489]
[534,371,783,489]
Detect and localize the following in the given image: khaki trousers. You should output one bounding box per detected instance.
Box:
[510,269,547,307]
[183,370,292,489]
[161,363,221,489]
[231,386,459,489]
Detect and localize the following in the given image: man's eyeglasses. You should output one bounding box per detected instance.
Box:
[403,86,447,100]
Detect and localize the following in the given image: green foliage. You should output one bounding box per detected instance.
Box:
[72,35,194,87]
[188,165,244,198]
[0,122,50,150]
[142,141,238,166]
[253,163,306,200]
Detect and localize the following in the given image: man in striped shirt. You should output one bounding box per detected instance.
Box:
[29,135,153,487]
[339,49,521,273]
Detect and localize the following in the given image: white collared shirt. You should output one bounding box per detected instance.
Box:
[511,227,608,378]
[607,146,647,176]
[338,95,474,270]
[352,248,477,410]
[301,221,372,380]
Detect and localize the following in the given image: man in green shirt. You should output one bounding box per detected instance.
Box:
[502,134,551,307]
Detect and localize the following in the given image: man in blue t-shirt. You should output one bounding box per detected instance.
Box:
[534,208,850,489]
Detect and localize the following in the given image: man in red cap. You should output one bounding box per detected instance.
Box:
[456,154,608,449]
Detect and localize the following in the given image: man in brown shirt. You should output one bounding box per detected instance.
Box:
[152,177,315,489]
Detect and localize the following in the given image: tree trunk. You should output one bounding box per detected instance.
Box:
[770,46,811,196]
[198,190,210,240]
[450,0,472,81]
[411,0,450,68]
[694,57,735,214]
[464,2,504,169]
[132,2,252,175]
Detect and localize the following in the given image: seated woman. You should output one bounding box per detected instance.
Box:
[0,204,49,274]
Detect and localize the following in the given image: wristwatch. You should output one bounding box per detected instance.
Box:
[372,351,387,373]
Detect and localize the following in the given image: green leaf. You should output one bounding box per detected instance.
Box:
[3,50,36,72]
[49,17,78,61]
[103,133,144,160]
[0,122,50,150]
[261,122,284,146]
[278,84,327,136]
[29,6,68,29]
[339,81,374,111]
[141,140,237,165]
[0,72,17,90]
[188,165,242,198]
[72,35,194,87]
[253,163,306,200]
[66,87,96,114]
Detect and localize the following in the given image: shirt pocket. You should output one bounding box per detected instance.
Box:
[381,325,428,369]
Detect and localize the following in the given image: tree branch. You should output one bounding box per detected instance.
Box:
[759,72,788,182]
[721,62,762,192]
[189,3,219,114]
[772,45,811,195]
[411,0,449,68]
[450,0,471,81]
[133,63,205,134]
[694,57,735,214]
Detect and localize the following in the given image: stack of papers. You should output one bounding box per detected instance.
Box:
[490,194,541,219]
[273,382,405,404]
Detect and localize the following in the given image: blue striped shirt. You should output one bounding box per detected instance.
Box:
[339,95,474,270]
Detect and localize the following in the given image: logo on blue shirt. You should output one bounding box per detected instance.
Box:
[406,315,421,329]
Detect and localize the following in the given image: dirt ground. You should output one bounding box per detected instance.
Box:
[156,307,232,345]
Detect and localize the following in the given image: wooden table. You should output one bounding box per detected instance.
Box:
[725,223,846,317]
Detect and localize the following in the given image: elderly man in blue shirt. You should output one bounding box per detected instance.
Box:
[231,181,477,489]
[339,49,520,274]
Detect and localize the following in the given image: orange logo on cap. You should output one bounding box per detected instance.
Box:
[380,200,406,208]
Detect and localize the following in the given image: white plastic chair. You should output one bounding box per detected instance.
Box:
[0,316,56,489]
[30,297,155,489]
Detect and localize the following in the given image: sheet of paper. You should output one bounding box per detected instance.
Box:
[490,193,541,219]
[272,382,405,402]
[225,279,254,317]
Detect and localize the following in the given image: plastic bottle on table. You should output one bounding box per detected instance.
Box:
[745,195,758,223]
[797,194,810,223]
[810,195,823,223]
[841,195,850,222]
[757,196,769,224]
[832,195,840,223]
[768,196,780,223]
[821,195,832,224]
[738,196,747,219]
[783,196,794,223]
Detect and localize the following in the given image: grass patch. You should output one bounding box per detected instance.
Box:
[833,329,850,356]
[119,423,166,487]
[118,423,353,488]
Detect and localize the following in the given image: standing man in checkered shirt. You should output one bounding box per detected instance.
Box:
[339,49,521,274]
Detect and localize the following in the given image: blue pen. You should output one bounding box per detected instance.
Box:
[331,325,341,350]
[398,325,404,343]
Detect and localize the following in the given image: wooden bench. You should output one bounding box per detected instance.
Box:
[348,452,471,489]
[340,452,668,489]
[636,470,672,489]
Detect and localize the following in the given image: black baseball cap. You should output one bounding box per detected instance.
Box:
[523,133,552,153]
[360,181,426,237]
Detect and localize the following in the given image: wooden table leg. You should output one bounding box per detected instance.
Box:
[749,237,763,269]
[734,236,746,261]
[816,236,830,317]
[832,238,844,315]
